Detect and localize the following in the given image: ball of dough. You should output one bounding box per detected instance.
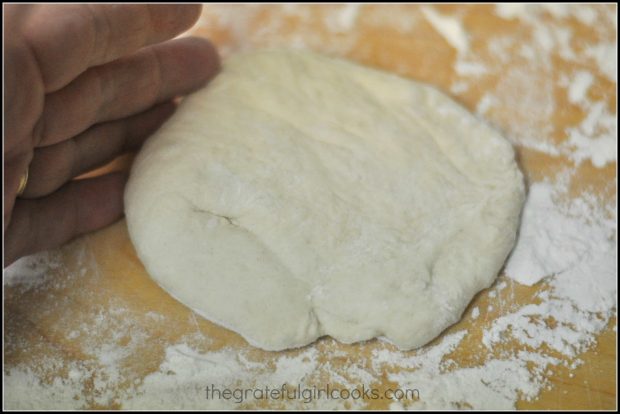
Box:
[125,50,524,351]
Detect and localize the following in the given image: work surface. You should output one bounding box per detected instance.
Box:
[4,4,617,409]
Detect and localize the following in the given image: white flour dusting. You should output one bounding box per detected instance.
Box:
[567,70,594,104]
[563,100,617,168]
[421,7,469,56]
[4,4,617,410]
[3,251,62,289]
[325,3,361,33]
[505,178,616,291]
[446,3,617,169]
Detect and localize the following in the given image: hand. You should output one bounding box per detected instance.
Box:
[4,4,219,265]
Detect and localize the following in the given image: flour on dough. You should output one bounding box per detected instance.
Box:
[125,50,525,351]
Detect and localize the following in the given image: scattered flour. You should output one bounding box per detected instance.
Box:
[476,93,496,115]
[421,7,469,55]
[563,101,617,168]
[583,42,617,82]
[454,60,488,77]
[4,4,617,410]
[507,181,606,286]
[440,4,617,168]
[567,70,594,104]
[325,3,361,33]
[3,250,62,289]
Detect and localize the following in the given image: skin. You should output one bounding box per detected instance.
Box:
[4,4,220,265]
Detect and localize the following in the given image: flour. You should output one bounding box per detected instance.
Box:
[506,181,592,286]
[566,71,594,104]
[421,7,469,55]
[325,3,361,33]
[505,173,617,308]
[584,43,617,82]
[442,3,617,168]
[495,4,601,28]
[454,61,488,77]
[564,101,617,168]
[4,4,617,410]
[476,93,496,115]
[3,250,62,289]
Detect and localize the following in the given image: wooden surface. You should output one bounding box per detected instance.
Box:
[4,4,616,409]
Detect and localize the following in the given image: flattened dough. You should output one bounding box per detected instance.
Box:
[125,50,525,351]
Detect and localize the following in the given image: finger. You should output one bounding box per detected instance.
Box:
[4,152,33,232]
[4,7,46,152]
[4,172,127,266]
[23,102,176,198]
[37,37,218,147]
[19,4,203,92]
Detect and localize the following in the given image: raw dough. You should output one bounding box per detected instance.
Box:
[125,50,524,351]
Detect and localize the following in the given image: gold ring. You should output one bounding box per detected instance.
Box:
[17,169,29,196]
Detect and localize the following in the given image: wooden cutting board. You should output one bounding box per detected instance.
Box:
[4,4,616,409]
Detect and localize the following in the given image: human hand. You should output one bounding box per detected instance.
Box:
[4,4,219,265]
